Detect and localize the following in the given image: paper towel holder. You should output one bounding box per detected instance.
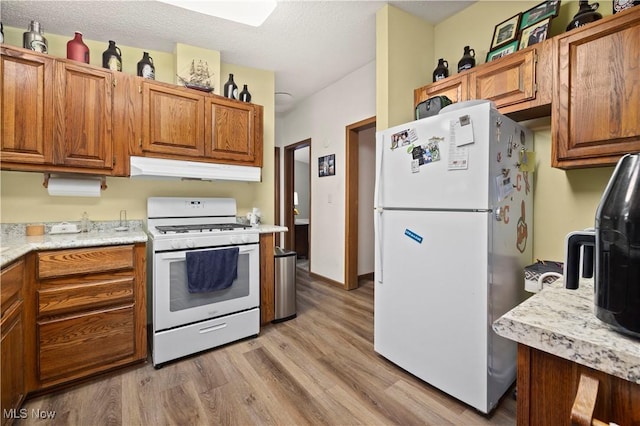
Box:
[43,173,108,191]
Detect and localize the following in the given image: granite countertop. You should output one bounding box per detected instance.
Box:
[493,279,640,385]
[1,221,148,267]
[1,222,288,267]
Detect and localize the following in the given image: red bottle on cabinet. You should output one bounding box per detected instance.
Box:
[67,32,89,64]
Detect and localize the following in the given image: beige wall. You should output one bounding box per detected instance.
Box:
[376,5,434,129]
[1,26,275,225]
[377,1,617,262]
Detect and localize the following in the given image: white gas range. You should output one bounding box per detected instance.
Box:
[146,197,260,367]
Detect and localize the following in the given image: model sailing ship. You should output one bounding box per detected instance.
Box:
[178,59,214,92]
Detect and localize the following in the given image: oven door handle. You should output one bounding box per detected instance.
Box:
[158,244,257,261]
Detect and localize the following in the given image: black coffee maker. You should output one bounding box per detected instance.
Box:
[564,153,640,338]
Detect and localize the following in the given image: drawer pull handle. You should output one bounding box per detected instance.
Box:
[199,323,227,334]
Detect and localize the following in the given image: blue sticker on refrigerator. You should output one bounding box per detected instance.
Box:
[404,229,423,244]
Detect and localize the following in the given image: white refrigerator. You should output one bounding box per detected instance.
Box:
[373,101,533,414]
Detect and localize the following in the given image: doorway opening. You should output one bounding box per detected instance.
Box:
[284,140,311,272]
[345,116,376,290]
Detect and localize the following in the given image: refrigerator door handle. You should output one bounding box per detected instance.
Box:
[374,207,383,283]
[374,133,384,209]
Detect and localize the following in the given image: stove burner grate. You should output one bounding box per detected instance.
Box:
[155,223,252,234]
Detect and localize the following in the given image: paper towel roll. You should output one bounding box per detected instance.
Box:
[47,177,102,197]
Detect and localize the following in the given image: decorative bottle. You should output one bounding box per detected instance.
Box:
[23,20,48,53]
[67,32,90,64]
[239,84,252,102]
[432,58,449,82]
[613,0,639,13]
[137,52,155,80]
[224,73,238,99]
[567,1,602,31]
[457,46,475,72]
[102,40,122,71]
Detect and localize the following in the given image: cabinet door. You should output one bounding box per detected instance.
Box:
[470,48,536,109]
[1,259,26,422]
[206,97,260,165]
[54,62,113,170]
[1,47,54,165]
[553,8,640,169]
[1,303,25,423]
[142,82,205,157]
[414,73,468,108]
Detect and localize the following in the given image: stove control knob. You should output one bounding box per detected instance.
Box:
[241,235,250,243]
[171,240,182,250]
[186,240,195,248]
[230,236,240,244]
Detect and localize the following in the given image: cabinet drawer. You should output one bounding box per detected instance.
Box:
[37,245,134,279]
[38,276,134,317]
[37,305,135,382]
[1,259,24,317]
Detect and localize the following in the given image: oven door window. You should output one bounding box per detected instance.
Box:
[153,244,259,331]
[169,253,250,311]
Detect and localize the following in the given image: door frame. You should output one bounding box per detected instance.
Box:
[274,147,281,247]
[284,139,311,252]
[344,116,376,290]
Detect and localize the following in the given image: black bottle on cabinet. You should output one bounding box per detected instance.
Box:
[102,40,122,71]
[432,58,449,82]
[224,73,238,99]
[239,84,252,102]
[457,46,475,72]
[137,52,155,80]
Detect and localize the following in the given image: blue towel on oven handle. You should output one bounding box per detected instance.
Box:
[186,247,239,293]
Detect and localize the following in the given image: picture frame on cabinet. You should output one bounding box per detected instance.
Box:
[486,40,519,62]
[519,18,551,50]
[490,13,521,50]
[318,154,335,177]
[520,0,560,30]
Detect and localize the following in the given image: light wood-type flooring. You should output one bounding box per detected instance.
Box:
[17,268,516,425]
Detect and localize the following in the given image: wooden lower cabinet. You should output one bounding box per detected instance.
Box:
[516,344,640,425]
[259,233,275,325]
[28,244,147,391]
[1,260,26,426]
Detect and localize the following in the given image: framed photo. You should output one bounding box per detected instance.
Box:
[519,18,551,50]
[486,40,519,62]
[318,154,335,177]
[520,0,560,30]
[490,13,521,50]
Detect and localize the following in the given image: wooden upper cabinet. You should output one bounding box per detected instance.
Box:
[206,98,263,166]
[553,7,640,169]
[1,46,54,164]
[414,72,468,107]
[53,61,113,170]
[414,41,552,123]
[470,48,536,109]
[141,81,205,157]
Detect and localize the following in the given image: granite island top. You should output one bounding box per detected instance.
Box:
[493,279,640,385]
[1,222,288,267]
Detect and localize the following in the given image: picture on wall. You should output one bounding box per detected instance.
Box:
[486,40,519,62]
[490,13,521,50]
[519,18,551,50]
[318,154,335,177]
[519,0,560,30]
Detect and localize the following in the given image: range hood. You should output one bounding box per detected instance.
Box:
[129,156,261,182]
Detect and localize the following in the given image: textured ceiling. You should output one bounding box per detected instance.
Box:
[1,0,475,113]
